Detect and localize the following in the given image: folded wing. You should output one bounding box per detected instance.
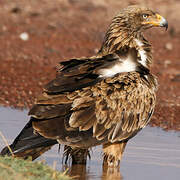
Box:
[29,53,156,147]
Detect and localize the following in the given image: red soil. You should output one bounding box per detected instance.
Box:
[0,0,179,131]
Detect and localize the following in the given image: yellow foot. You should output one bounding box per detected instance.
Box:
[103,141,127,167]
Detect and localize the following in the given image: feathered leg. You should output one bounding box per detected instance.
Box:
[103,141,127,167]
[63,145,90,164]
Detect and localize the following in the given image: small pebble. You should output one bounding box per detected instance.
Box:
[19,32,29,41]
[2,26,7,31]
[165,42,173,50]
[164,60,171,67]
[94,48,99,53]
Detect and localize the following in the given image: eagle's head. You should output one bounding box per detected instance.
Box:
[99,6,168,56]
[117,6,168,31]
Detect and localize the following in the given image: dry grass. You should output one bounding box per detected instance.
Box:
[0,131,71,180]
[0,156,71,180]
[0,131,14,156]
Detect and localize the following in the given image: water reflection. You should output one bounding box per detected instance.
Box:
[60,164,122,180]
[102,165,122,180]
[66,164,87,180]
[1,107,180,180]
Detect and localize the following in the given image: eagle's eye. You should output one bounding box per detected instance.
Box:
[142,14,149,19]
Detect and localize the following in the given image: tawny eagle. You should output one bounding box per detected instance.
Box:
[1,6,168,167]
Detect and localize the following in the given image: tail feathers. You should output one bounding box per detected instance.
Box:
[0,119,57,160]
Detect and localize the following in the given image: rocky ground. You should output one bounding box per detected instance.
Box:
[0,0,179,130]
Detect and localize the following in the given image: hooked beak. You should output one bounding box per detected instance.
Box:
[156,14,168,30]
[143,13,168,30]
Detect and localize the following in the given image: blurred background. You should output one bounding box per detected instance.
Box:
[0,0,179,131]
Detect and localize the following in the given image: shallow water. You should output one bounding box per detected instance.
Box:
[0,107,180,180]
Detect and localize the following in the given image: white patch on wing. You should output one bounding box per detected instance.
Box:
[135,39,147,67]
[99,53,137,78]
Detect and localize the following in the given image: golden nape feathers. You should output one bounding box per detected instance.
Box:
[1,6,167,167]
